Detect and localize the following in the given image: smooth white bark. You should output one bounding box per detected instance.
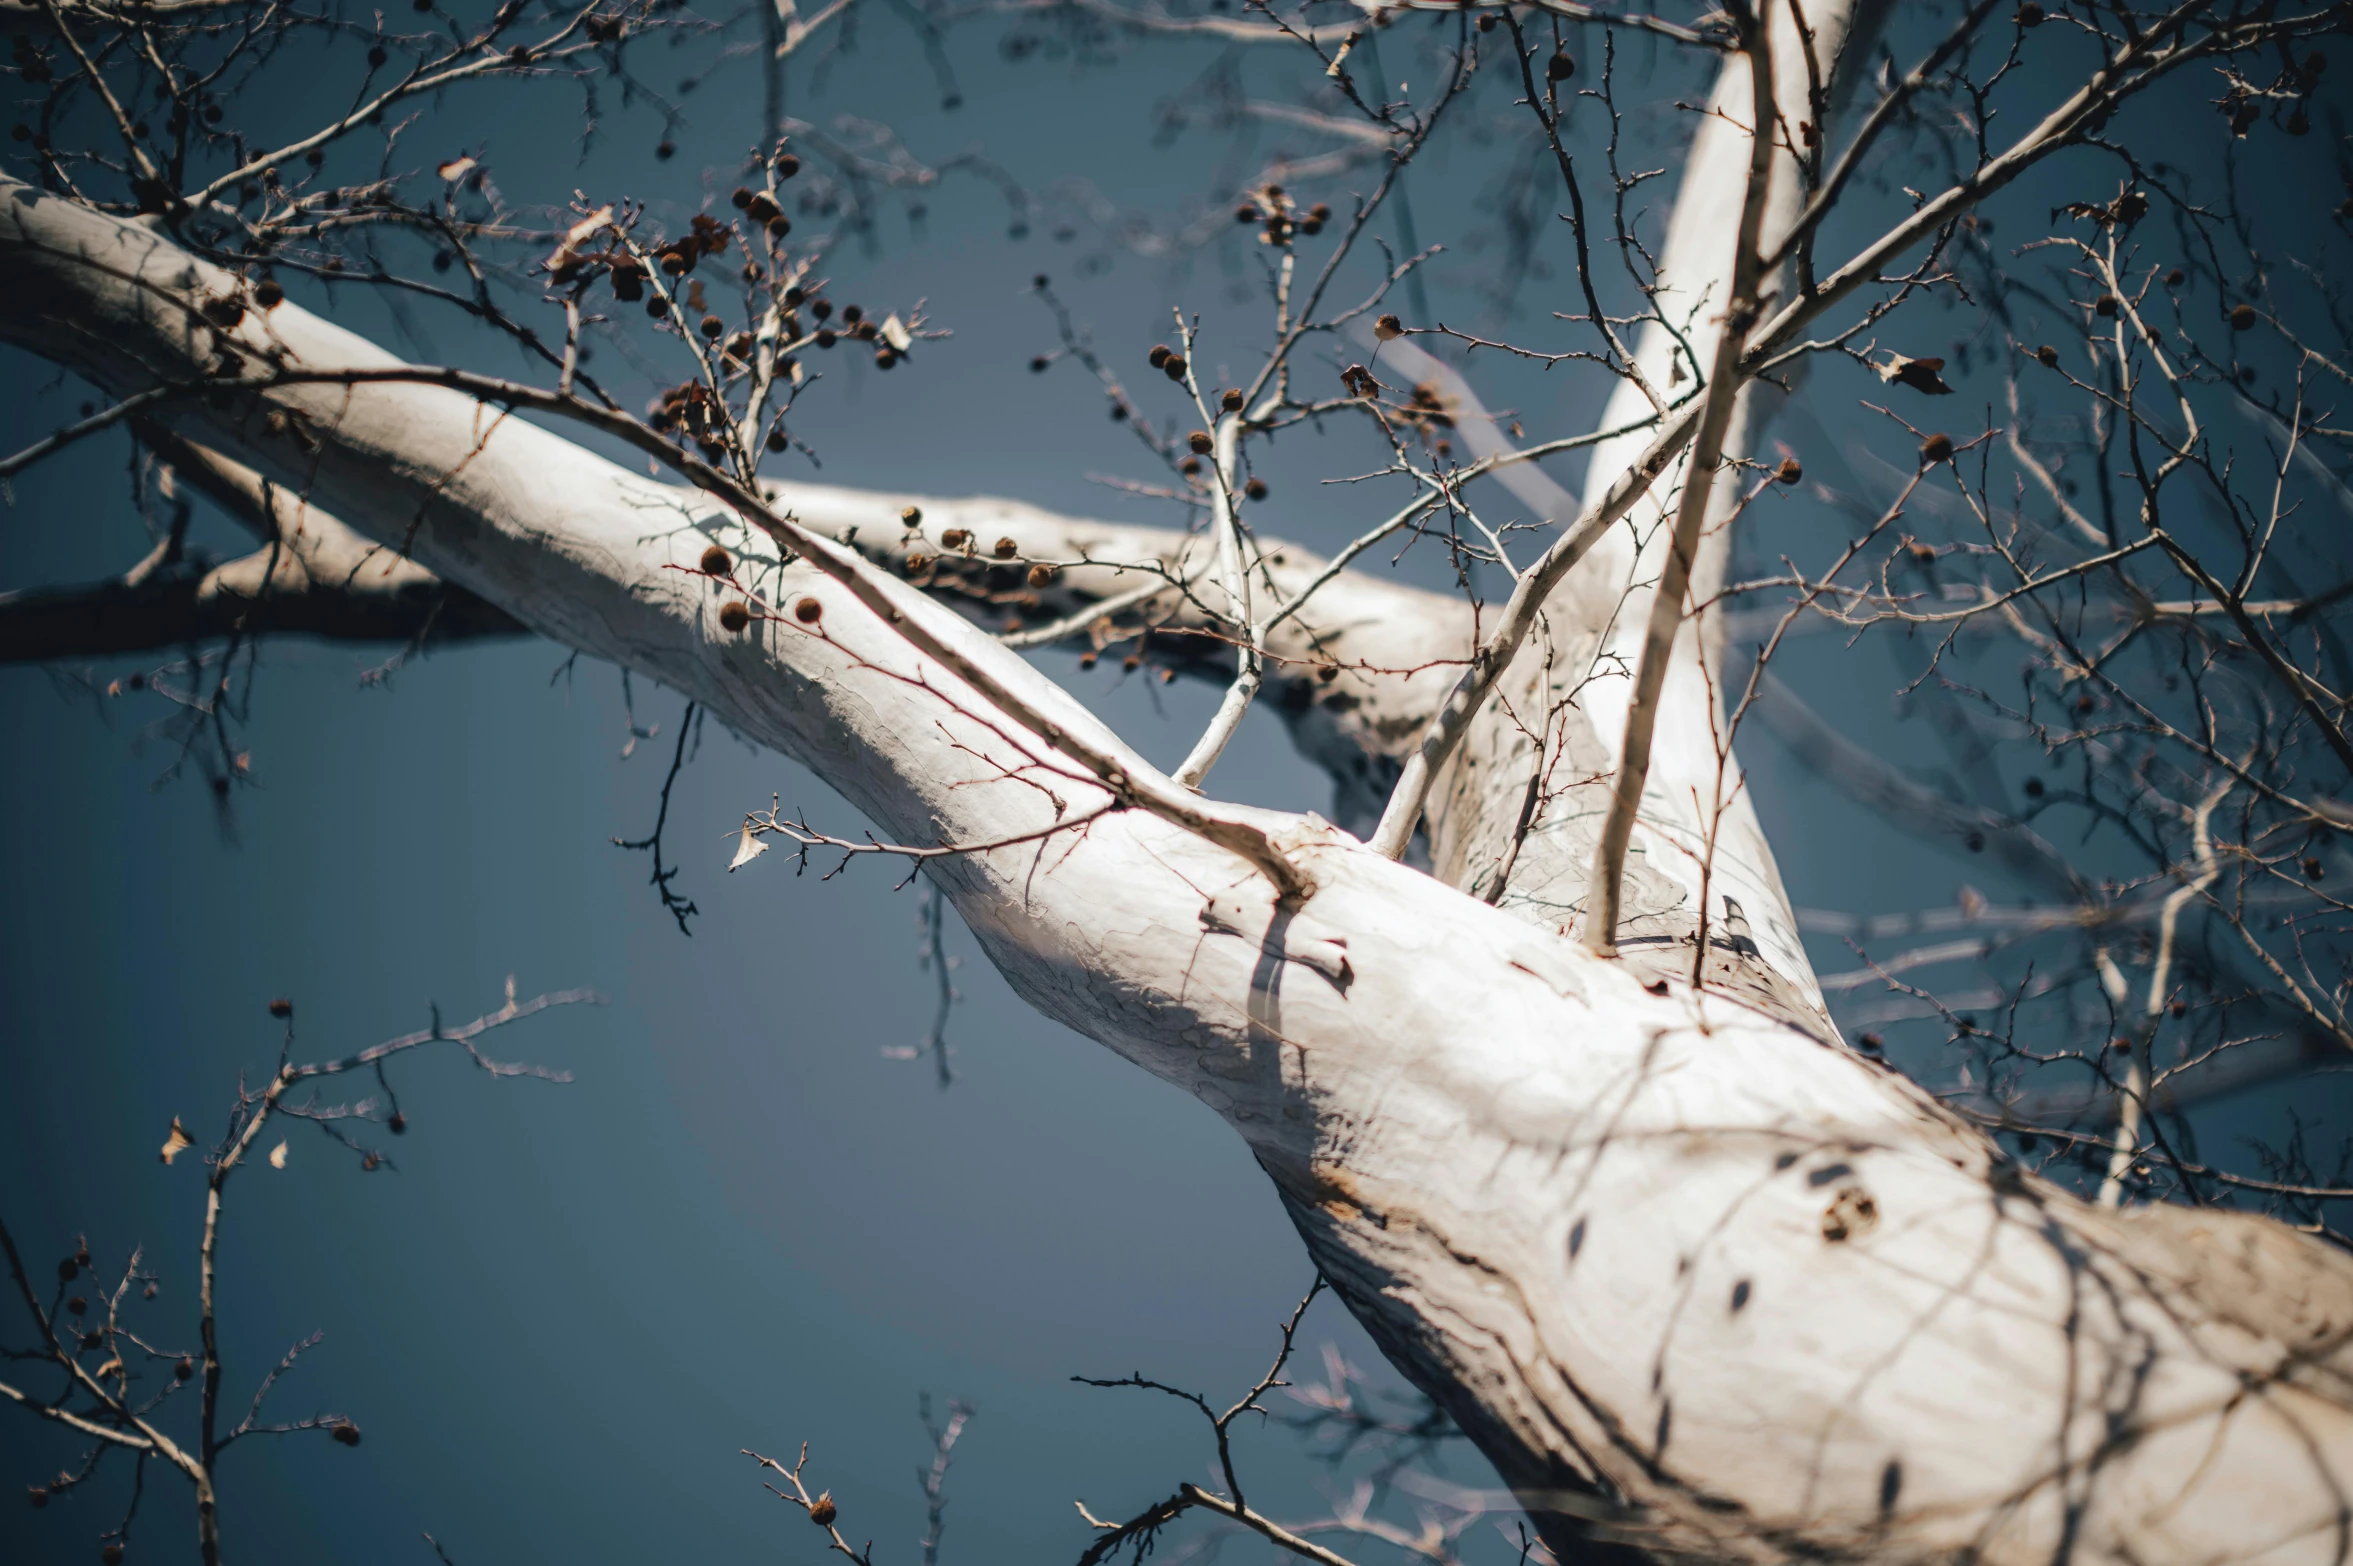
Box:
[5,155,2351,1566]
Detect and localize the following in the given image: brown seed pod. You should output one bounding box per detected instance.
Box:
[387,1112,407,1135]
[1148,344,1171,368]
[2035,343,2059,367]
[1546,51,1575,81]
[332,1421,361,1447]
[1162,354,1187,381]
[699,314,724,339]
[1374,313,1403,340]
[58,1258,76,1282]
[103,1544,124,1564]
[809,1494,837,1527]
[902,506,923,527]
[875,348,898,369]
[1187,429,1213,454]
[67,1296,86,1316]
[2093,293,2118,317]
[174,1356,193,1381]
[1775,457,1803,484]
[254,278,284,310]
[766,428,788,453]
[2230,303,2257,330]
[730,187,754,210]
[1179,458,1202,478]
[1244,478,1268,501]
[775,153,801,180]
[1476,9,1495,28]
[2017,1,2043,23]
[700,545,732,575]
[1220,388,1244,413]
[1235,204,1259,224]
[793,597,823,624]
[269,997,293,1018]
[718,601,752,632]
[815,329,837,348]
[1919,432,1954,464]
[2169,999,2188,1018]
[903,552,932,574]
[992,536,1019,559]
[1027,563,1057,588]
[941,529,972,550]
[766,215,791,241]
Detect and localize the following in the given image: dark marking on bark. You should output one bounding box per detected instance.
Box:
[1822,1186,1879,1242]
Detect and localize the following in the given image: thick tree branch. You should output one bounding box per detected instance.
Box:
[6,172,2351,1566]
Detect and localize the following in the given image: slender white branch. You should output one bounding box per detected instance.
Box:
[1582,13,1778,957]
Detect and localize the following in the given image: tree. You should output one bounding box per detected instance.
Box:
[4,0,2352,1561]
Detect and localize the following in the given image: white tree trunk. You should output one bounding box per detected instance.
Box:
[5,110,2351,1566]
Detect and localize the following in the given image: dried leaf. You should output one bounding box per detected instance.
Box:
[159,1118,194,1165]
[268,1140,288,1169]
[1876,354,1954,395]
[544,205,616,276]
[879,313,912,353]
[562,205,614,251]
[728,822,769,872]
[436,156,477,184]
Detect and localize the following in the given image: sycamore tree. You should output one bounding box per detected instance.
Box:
[5,0,2353,1561]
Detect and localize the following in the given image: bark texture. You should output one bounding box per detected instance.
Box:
[3,121,2351,1566]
